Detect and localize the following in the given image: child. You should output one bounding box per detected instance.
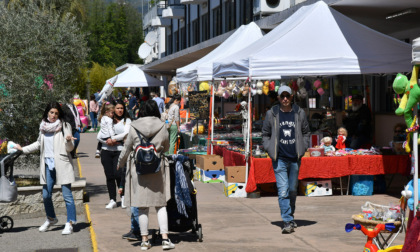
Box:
[97,103,119,143]
[335,127,347,150]
[321,136,335,152]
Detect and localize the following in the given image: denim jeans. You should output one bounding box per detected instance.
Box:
[131,207,140,232]
[43,165,77,223]
[90,111,98,130]
[272,158,299,223]
[73,128,81,151]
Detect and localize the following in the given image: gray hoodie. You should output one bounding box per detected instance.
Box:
[262,104,310,161]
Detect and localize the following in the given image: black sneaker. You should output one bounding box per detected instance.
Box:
[290,220,298,229]
[282,222,295,234]
[122,229,140,240]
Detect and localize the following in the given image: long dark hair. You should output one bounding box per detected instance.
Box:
[165,94,181,109]
[139,100,161,118]
[42,102,65,122]
[114,99,130,122]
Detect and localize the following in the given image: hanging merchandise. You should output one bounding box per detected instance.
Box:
[292,79,299,92]
[251,81,257,96]
[199,81,210,94]
[313,79,325,95]
[296,77,307,99]
[232,83,240,95]
[220,80,228,87]
[275,80,281,92]
[263,81,270,95]
[256,81,263,95]
[242,83,249,96]
[168,80,178,96]
[223,90,231,99]
[333,78,343,96]
[269,81,275,91]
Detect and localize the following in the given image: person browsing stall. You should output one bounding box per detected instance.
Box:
[262,85,310,234]
[14,102,77,235]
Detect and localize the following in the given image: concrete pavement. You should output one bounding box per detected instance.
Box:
[0,131,408,251]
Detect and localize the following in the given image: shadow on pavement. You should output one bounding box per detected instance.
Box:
[85,183,108,196]
[4,225,35,233]
[271,219,317,228]
[75,152,89,158]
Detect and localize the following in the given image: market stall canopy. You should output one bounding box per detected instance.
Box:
[213,1,412,79]
[112,65,163,87]
[176,22,264,82]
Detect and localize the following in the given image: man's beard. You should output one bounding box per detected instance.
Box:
[352,103,362,111]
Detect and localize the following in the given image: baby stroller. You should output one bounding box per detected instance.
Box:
[152,155,203,243]
[0,150,22,232]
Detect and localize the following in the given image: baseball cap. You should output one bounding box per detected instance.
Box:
[352,94,363,100]
[278,85,292,95]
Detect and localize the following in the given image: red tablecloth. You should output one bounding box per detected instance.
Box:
[212,145,246,166]
[298,155,410,179]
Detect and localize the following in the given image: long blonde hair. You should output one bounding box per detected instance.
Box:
[98,103,114,122]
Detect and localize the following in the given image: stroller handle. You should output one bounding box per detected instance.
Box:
[1,150,22,167]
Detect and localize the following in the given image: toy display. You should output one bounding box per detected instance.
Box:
[73,98,89,131]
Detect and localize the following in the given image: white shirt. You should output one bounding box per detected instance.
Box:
[44,132,54,158]
[97,116,115,139]
[98,118,132,151]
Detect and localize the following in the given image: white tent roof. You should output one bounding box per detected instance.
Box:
[111,65,163,87]
[176,22,263,82]
[213,1,412,78]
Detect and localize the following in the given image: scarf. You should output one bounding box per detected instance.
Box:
[173,154,192,218]
[40,119,62,133]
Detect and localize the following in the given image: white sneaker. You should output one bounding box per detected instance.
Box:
[105,199,117,209]
[39,218,58,232]
[62,222,73,235]
[162,239,175,250]
[121,196,127,209]
[95,150,101,158]
[140,240,151,250]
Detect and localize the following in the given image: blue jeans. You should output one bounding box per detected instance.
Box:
[73,128,81,151]
[131,207,140,232]
[272,158,299,223]
[90,112,98,130]
[43,165,77,223]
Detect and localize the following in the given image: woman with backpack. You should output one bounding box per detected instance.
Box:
[14,102,77,235]
[117,100,175,251]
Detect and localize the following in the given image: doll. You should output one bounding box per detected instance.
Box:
[321,137,335,153]
[336,127,347,149]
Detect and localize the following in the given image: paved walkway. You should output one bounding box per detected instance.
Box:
[79,132,407,252]
[0,132,408,251]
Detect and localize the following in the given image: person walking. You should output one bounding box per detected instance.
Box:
[117,100,175,250]
[262,85,310,234]
[67,98,81,159]
[14,102,77,235]
[151,92,165,114]
[89,94,99,132]
[166,94,181,154]
[98,100,132,209]
[128,90,138,119]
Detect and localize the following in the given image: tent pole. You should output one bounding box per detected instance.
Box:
[245,77,252,189]
[211,80,215,155]
[414,106,419,214]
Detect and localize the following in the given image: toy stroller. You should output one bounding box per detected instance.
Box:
[0,150,22,232]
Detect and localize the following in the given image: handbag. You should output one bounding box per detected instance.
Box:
[0,154,18,202]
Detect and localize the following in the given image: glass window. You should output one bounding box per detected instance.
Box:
[225,1,235,32]
[167,34,172,55]
[201,13,209,41]
[180,27,186,50]
[191,19,199,46]
[213,6,222,37]
[174,30,179,53]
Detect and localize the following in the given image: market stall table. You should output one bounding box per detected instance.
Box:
[245,155,410,193]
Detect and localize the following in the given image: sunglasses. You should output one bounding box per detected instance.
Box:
[280,94,291,99]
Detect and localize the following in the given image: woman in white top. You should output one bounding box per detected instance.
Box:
[15,102,76,235]
[97,100,132,209]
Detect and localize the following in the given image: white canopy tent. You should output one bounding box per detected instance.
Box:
[111,65,164,87]
[213,1,412,79]
[176,22,264,82]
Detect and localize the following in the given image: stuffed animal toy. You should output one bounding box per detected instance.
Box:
[401,179,420,211]
[232,84,240,95]
[275,80,281,92]
[199,81,210,94]
[333,78,343,96]
[242,83,249,96]
[393,66,420,127]
[313,79,325,95]
[220,80,228,87]
[223,90,231,99]
[262,81,270,95]
[269,81,275,91]
[256,81,263,95]
[291,79,299,92]
[251,82,257,96]
[296,77,307,99]
[168,80,178,96]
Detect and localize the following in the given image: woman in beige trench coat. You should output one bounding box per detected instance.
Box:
[118,100,175,251]
[15,102,76,235]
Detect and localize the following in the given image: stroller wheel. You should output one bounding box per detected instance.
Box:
[197,224,203,242]
[0,216,14,231]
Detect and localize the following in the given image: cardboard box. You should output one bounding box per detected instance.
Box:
[223,181,247,198]
[299,180,332,197]
[224,166,246,183]
[200,169,224,183]
[196,155,224,170]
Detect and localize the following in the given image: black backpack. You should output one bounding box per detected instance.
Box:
[134,129,161,175]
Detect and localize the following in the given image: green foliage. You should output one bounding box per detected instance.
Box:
[84,0,143,66]
[89,62,119,93]
[0,1,88,144]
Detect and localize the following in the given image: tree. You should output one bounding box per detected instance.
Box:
[0,1,88,144]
